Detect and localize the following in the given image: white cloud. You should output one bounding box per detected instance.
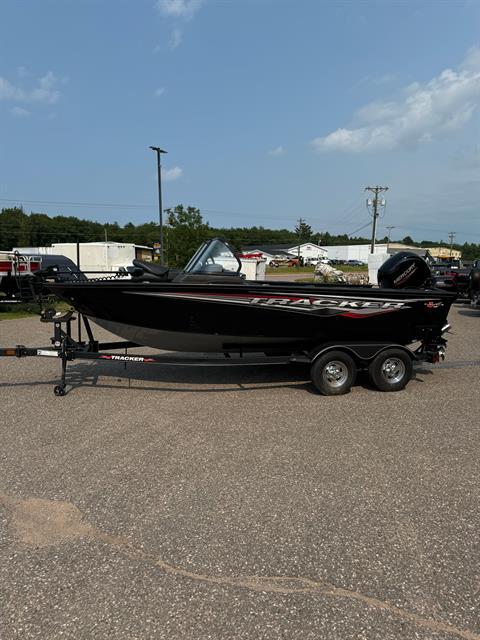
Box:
[0,77,25,101]
[312,47,480,153]
[10,106,30,117]
[155,87,166,97]
[163,166,183,181]
[30,72,61,104]
[155,0,203,20]
[169,27,183,49]
[269,145,285,156]
[0,70,61,105]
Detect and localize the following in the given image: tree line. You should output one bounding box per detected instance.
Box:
[1,206,478,267]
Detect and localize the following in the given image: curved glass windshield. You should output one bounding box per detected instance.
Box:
[184,238,241,274]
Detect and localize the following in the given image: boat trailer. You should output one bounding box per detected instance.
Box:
[0,310,448,396]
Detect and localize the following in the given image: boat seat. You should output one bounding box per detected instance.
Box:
[132,260,170,277]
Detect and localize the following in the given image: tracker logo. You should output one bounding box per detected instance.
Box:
[99,355,155,362]
[249,297,406,310]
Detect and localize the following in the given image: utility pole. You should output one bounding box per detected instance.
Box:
[365,186,389,253]
[448,231,456,259]
[149,145,168,264]
[386,225,395,250]
[297,217,304,267]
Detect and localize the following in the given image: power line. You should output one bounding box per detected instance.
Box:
[347,221,372,236]
[0,197,378,227]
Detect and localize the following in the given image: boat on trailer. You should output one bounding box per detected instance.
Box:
[0,238,455,395]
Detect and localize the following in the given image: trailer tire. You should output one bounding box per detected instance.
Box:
[368,348,412,392]
[310,350,356,396]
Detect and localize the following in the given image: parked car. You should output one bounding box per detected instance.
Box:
[346,260,365,267]
[270,257,304,268]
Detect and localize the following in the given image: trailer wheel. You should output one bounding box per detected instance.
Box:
[54,385,66,397]
[368,349,412,392]
[310,350,356,396]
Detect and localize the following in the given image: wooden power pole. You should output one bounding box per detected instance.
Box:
[365,186,389,253]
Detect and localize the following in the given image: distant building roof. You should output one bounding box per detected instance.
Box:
[387,246,431,257]
[241,244,293,255]
[242,242,325,254]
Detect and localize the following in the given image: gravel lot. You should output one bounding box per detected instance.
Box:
[1,303,479,640]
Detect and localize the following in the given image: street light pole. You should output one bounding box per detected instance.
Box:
[149,146,167,264]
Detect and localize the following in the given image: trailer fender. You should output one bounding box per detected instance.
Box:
[308,343,416,366]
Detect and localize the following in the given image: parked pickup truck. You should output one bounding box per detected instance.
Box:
[432,260,471,298]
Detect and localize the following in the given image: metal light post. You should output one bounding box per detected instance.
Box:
[149,146,167,264]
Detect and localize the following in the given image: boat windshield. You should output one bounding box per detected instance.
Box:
[183,238,241,275]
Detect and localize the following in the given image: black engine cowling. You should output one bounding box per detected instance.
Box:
[378,252,432,289]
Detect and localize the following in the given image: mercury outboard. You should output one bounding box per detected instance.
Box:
[377,251,432,289]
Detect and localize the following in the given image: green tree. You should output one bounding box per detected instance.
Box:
[165,205,211,267]
[294,220,312,241]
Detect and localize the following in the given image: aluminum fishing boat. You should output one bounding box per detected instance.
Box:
[0,238,456,396]
[43,237,455,353]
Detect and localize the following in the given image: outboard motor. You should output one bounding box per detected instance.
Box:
[378,251,431,289]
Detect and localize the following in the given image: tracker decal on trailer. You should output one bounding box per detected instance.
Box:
[99,354,156,362]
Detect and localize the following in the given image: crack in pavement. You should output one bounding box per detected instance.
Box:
[1,491,478,640]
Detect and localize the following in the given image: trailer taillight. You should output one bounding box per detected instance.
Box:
[30,261,41,271]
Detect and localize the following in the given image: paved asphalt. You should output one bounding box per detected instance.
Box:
[0,303,479,640]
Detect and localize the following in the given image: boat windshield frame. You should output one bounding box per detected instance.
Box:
[183,238,242,275]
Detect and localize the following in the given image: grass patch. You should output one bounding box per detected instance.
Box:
[266,266,315,274]
[337,264,368,272]
[0,299,71,320]
[0,302,43,320]
[266,264,368,274]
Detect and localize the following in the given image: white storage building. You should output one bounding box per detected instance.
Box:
[14,242,153,277]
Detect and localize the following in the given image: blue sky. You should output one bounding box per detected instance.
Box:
[0,0,479,244]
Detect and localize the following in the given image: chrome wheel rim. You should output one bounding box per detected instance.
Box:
[381,358,405,384]
[322,360,348,388]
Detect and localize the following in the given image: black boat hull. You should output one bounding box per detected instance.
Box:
[45,280,456,352]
